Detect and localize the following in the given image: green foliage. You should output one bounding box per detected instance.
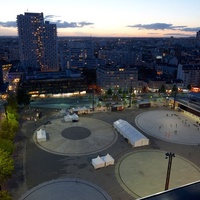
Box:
[0,139,15,155]
[123,100,127,106]
[0,149,14,184]
[0,190,12,200]
[6,95,18,111]
[0,119,19,141]
[172,84,178,93]
[107,88,113,96]
[6,106,19,121]
[122,92,126,99]
[97,103,101,108]
[118,88,122,94]
[160,85,166,93]
[187,84,191,90]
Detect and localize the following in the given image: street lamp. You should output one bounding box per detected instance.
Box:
[165,152,175,190]
[92,89,95,111]
[129,78,133,107]
[172,85,177,110]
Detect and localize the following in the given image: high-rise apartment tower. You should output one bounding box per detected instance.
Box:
[17,12,59,72]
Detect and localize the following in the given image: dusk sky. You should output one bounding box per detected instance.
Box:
[1,0,200,37]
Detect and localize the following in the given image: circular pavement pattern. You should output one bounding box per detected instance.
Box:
[61,127,91,140]
[33,117,117,156]
[115,150,200,198]
[19,178,112,200]
[135,110,200,145]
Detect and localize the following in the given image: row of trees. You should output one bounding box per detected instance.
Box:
[0,88,30,199]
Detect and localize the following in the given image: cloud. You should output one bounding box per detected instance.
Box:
[44,15,94,28]
[127,22,200,32]
[163,33,195,37]
[0,20,94,29]
[55,21,94,28]
[181,27,200,32]
[44,15,61,20]
[0,21,17,28]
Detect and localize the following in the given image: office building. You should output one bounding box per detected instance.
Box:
[17,12,58,72]
[97,65,138,92]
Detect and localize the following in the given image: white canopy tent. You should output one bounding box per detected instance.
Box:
[64,113,79,122]
[60,108,68,115]
[113,119,149,147]
[101,154,114,167]
[71,107,89,114]
[36,129,47,142]
[91,156,105,169]
[71,113,79,121]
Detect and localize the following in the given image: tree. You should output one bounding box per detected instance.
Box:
[0,119,19,141]
[172,84,178,93]
[6,106,19,121]
[6,95,18,111]
[16,88,30,106]
[0,149,14,188]
[0,139,15,155]
[0,190,12,200]
[160,85,166,93]
[107,88,113,96]
[118,88,122,94]
[187,84,192,90]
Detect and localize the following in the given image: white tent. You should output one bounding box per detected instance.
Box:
[64,113,79,122]
[36,129,47,142]
[101,154,114,167]
[71,113,79,121]
[113,119,149,147]
[71,107,89,114]
[60,108,68,115]
[91,156,105,169]
[64,114,73,122]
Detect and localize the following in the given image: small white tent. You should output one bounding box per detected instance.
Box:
[37,129,47,142]
[113,119,149,147]
[92,156,105,169]
[71,113,79,121]
[101,154,114,167]
[64,114,72,122]
[64,113,79,122]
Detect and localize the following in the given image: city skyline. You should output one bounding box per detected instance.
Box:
[0,0,200,38]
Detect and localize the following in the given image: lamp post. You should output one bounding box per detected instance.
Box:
[129,78,133,107]
[172,85,177,110]
[165,152,175,190]
[92,89,95,111]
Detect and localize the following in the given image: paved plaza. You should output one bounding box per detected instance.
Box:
[116,150,200,198]
[19,179,112,200]
[136,110,200,145]
[34,117,117,156]
[15,108,200,199]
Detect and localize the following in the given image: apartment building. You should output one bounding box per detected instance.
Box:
[97,65,138,92]
[17,12,58,72]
